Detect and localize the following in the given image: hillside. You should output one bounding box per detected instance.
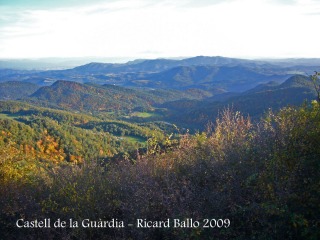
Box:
[70,56,253,74]
[29,80,211,112]
[1,98,319,240]
[76,65,291,91]
[1,56,316,91]
[164,75,317,127]
[0,100,169,162]
[30,81,151,112]
[70,56,320,74]
[0,81,40,100]
[140,65,290,91]
[0,68,319,240]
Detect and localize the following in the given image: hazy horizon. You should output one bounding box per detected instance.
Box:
[2,55,320,61]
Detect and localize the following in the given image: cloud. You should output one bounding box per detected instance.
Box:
[267,0,297,5]
[83,0,150,15]
[0,0,110,9]
[1,0,320,58]
[181,0,237,8]
[305,11,320,15]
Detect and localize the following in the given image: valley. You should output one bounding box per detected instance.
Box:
[0,57,318,155]
[0,56,319,240]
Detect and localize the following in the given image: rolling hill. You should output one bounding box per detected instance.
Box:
[134,65,291,91]
[0,81,40,100]
[29,80,211,112]
[164,75,317,127]
[1,56,316,91]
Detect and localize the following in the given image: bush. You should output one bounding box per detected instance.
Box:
[1,103,319,239]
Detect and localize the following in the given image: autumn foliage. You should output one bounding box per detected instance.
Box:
[0,101,320,239]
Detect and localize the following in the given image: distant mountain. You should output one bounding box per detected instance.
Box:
[2,56,320,72]
[243,81,280,94]
[70,56,262,74]
[29,80,211,112]
[242,75,314,95]
[67,64,292,92]
[260,58,320,67]
[69,56,320,75]
[179,56,254,66]
[0,57,131,70]
[206,92,241,102]
[30,81,150,111]
[0,60,72,70]
[0,69,41,81]
[0,81,40,100]
[165,75,317,127]
[1,56,318,92]
[228,75,315,116]
[71,62,118,73]
[278,74,315,88]
[71,59,177,74]
[128,65,291,91]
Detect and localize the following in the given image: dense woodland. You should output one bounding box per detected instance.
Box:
[0,59,319,239]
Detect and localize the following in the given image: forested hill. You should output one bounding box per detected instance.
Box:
[28,80,210,112]
[1,82,319,239]
[29,80,150,112]
[1,56,318,92]
[70,56,320,74]
[0,74,317,129]
[0,58,319,239]
[0,81,40,100]
[164,75,318,127]
[70,56,257,74]
[140,65,289,91]
[0,73,316,130]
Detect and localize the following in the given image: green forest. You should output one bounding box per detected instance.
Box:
[0,67,319,239]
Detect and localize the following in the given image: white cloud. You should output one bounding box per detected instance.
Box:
[0,0,320,59]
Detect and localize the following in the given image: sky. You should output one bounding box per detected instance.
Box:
[1,0,320,60]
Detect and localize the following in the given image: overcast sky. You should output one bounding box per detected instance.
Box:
[1,0,320,59]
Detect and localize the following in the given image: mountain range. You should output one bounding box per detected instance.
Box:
[1,56,317,92]
[0,76,316,129]
[0,56,318,129]
[1,56,319,240]
[164,75,317,127]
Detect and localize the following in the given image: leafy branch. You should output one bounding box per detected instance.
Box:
[311,71,320,103]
